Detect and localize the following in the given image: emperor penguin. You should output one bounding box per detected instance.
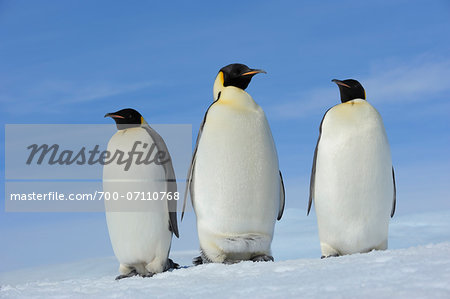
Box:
[103,108,179,279]
[308,79,396,258]
[182,63,285,264]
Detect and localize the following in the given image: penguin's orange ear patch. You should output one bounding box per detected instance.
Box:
[213,71,225,101]
[218,71,224,85]
[140,116,144,124]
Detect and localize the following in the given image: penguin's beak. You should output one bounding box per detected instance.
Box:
[241,69,267,76]
[104,113,125,119]
[332,79,351,88]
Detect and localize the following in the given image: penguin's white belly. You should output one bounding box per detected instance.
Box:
[103,128,171,270]
[193,103,279,257]
[314,100,393,254]
[105,211,169,265]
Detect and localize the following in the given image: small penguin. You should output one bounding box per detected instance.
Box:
[103,108,179,279]
[308,79,396,258]
[182,63,285,264]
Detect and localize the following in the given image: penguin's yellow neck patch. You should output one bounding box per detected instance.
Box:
[216,87,255,111]
[344,98,365,105]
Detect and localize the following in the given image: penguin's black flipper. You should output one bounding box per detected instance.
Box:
[308,108,331,216]
[143,124,179,238]
[182,99,218,221]
[277,171,285,220]
[391,167,396,218]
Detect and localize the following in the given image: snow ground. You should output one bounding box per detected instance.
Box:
[1,209,450,298]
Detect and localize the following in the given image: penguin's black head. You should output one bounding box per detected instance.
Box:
[213,63,266,101]
[104,108,144,130]
[332,79,366,103]
[220,63,266,90]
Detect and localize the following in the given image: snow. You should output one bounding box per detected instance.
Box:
[1,209,450,298]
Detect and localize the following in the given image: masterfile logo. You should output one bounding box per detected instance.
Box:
[26,141,171,171]
[4,124,192,212]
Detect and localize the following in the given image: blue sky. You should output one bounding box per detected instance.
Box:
[1,0,449,272]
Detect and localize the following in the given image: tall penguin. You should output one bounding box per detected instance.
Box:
[103,108,179,279]
[183,63,285,264]
[308,79,396,258]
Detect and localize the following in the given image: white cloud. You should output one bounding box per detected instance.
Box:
[270,88,335,119]
[61,81,155,104]
[1,80,154,103]
[365,58,450,102]
[0,80,156,115]
[270,57,450,119]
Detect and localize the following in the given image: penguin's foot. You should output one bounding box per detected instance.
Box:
[193,255,203,265]
[251,255,274,262]
[193,249,214,265]
[321,254,340,259]
[375,239,388,251]
[140,272,155,278]
[115,269,138,280]
[320,242,341,258]
[164,258,180,271]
